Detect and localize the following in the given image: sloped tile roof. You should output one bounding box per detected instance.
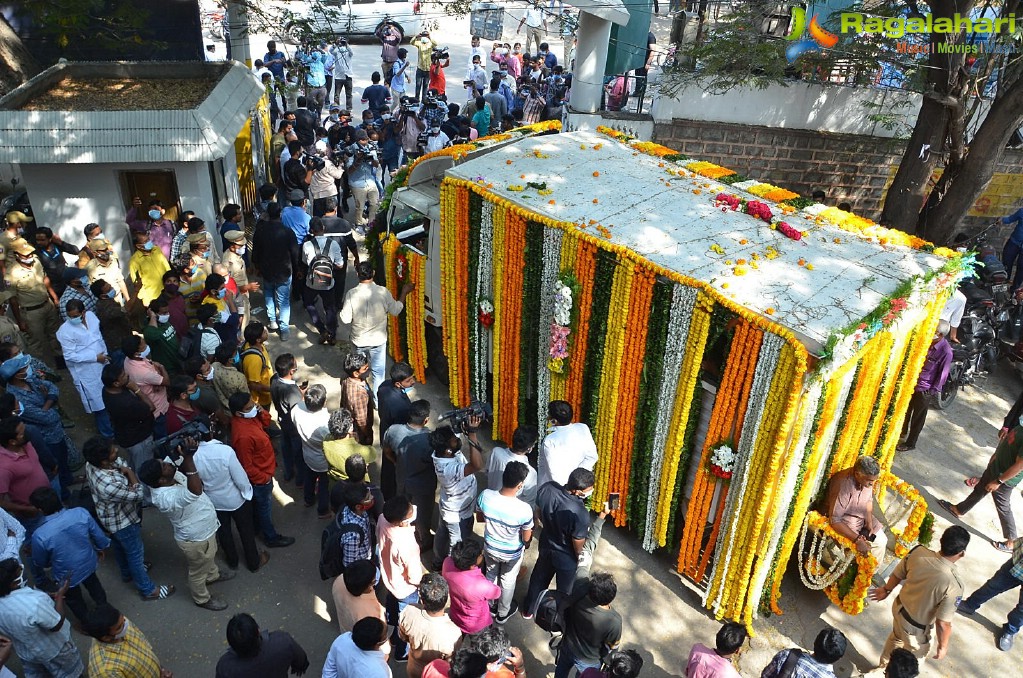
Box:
[0,61,264,164]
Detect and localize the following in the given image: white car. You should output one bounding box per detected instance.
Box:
[285,0,424,42]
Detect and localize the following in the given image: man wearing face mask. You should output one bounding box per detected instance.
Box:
[126,197,176,260]
[122,334,170,439]
[0,558,84,677]
[4,239,64,368]
[1,211,34,268]
[523,467,607,618]
[76,223,108,269]
[128,231,171,307]
[229,392,296,550]
[58,268,96,323]
[222,231,258,332]
[56,300,111,437]
[85,238,131,308]
[83,603,171,677]
[378,494,424,662]
[90,280,132,356]
[141,297,182,376]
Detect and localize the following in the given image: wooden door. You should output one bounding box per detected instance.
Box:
[120,170,181,223]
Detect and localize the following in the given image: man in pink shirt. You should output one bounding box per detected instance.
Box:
[122,335,170,439]
[379,495,424,661]
[823,455,887,564]
[441,539,500,634]
[685,622,745,678]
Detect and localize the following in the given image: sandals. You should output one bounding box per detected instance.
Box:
[936,499,961,517]
[142,584,176,601]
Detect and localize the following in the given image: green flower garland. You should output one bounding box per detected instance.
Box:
[518,221,545,427]
[582,250,618,430]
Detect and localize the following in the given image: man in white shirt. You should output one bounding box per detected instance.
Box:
[466,35,486,81]
[517,1,547,56]
[322,617,391,678]
[487,425,540,506]
[538,400,598,488]
[940,288,967,343]
[332,39,355,110]
[339,262,414,398]
[429,416,483,569]
[421,124,450,154]
[291,384,334,518]
[139,442,234,611]
[193,436,269,573]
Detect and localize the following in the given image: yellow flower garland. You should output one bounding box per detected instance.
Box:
[806,511,877,615]
[382,234,404,362]
[405,251,428,382]
[879,471,929,558]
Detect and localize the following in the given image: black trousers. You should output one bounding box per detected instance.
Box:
[901,390,930,447]
[302,286,338,335]
[65,572,108,622]
[216,501,261,571]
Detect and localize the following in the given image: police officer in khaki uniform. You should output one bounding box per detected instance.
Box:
[84,238,130,307]
[222,230,260,331]
[3,238,63,366]
[1,210,33,270]
[0,289,26,348]
[870,525,970,669]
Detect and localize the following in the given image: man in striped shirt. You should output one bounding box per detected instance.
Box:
[476,461,534,624]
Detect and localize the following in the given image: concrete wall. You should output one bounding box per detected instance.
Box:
[19,160,232,272]
[652,117,1023,238]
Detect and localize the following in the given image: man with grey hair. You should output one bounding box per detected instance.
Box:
[824,455,887,564]
[897,320,953,452]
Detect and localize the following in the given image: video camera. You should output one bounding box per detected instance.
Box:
[399,96,420,113]
[345,141,378,163]
[438,400,493,433]
[431,47,450,61]
[153,419,211,466]
[305,154,327,171]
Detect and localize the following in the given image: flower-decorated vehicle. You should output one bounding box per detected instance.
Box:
[378,124,965,626]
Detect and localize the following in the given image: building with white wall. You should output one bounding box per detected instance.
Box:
[0,60,264,266]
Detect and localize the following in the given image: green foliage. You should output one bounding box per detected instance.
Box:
[582,250,618,431]
[717,174,748,186]
[836,558,858,599]
[782,196,817,209]
[518,221,545,427]
[16,0,153,53]
[918,511,935,547]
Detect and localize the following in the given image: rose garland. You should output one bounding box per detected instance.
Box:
[550,239,579,402]
[548,278,574,374]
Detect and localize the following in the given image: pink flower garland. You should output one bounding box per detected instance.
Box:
[776,222,802,241]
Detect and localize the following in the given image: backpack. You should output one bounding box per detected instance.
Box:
[319,513,368,580]
[240,347,269,374]
[179,326,219,360]
[533,589,565,634]
[306,238,335,291]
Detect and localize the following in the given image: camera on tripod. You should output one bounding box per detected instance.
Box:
[438,401,493,433]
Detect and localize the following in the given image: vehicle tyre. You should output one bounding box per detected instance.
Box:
[376,20,404,43]
[936,363,962,410]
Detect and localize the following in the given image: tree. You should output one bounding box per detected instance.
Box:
[665,0,1023,244]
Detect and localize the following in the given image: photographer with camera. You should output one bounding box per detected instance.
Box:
[282,140,315,197]
[429,413,484,569]
[296,45,328,119]
[345,129,381,232]
[331,37,355,111]
[429,47,450,97]
[418,122,450,156]
[411,31,437,102]
[139,436,234,611]
[420,90,447,130]
[396,98,426,163]
[390,48,412,113]
[310,146,345,218]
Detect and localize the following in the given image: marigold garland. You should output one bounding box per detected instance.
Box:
[382,234,405,362]
[404,249,428,382]
[805,511,877,615]
[879,471,929,558]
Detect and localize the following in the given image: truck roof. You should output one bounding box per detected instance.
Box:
[446,129,949,354]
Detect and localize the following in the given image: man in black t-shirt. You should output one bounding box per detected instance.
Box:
[558,572,623,678]
[319,198,360,307]
[292,95,318,152]
[522,467,607,616]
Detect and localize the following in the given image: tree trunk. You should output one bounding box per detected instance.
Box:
[879,0,974,231]
[917,77,1023,243]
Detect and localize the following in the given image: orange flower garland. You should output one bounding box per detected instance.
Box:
[404,250,428,383]
[382,234,405,362]
[565,236,597,416]
[607,264,655,526]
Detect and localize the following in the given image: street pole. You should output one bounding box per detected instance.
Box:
[227,0,252,66]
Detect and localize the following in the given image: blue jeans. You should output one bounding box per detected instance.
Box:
[304,470,331,516]
[554,645,600,678]
[110,522,155,597]
[1004,239,1023,290]
[93,409,114,438]
[251,480,281,542]
[264,279,292,328]
[960,557,1023,635]
[386,590,419,659]
[354,342,386,404]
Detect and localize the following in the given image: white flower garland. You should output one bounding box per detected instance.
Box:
[536,227,563,438]
[747,381,823,618]
[797,516,855,590]
[704,332,783,611]
[472,201,495,400]
[642,284,697,552]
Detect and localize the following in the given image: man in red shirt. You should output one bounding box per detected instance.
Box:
[229,392,294,549]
